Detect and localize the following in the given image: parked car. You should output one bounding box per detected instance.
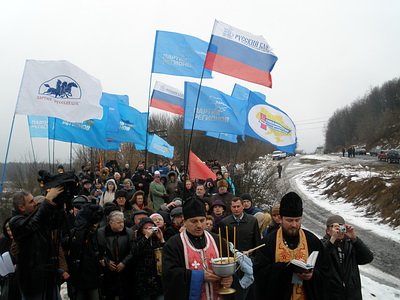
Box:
[369,147,380,156]
[386,150,400,164]
[378,150,388,161]
[355,147,367,155]
[272,151,287,160]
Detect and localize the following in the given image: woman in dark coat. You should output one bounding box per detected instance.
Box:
[131,217,165,300]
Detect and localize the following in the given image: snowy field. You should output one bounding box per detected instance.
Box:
[295,154,400,299]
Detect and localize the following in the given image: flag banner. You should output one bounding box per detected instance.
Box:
[245,92,297,154]
[150,81,184,115]
[152,31,212,78]
[109,104,148,145]
[231,84,266,101]
[48,108,119,150]
[205,131,238,143]
[147,134,174,159]
[16,60,103,122]
[188,151,216,181]
[134,143,146,151]
[204,20,278,87]
[184,82,247,135]
[27,116,48,138]
[100,92,129,133]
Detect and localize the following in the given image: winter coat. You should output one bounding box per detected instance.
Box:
[97,225,134,298]
[9,201,59,297]
[321,235,373,300]
[99,179,117,207]
[131,219,164,297]
[149,181,167,211]
[131,169,153,195]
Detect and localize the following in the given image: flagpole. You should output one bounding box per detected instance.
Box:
[0,61,29,192]
[69,142,73,171]
[29,133,37,165]
[0,113,17,193]
[48,136,51,170]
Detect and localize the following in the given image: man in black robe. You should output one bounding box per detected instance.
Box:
[162,199,233,300]
[253,192,328,300]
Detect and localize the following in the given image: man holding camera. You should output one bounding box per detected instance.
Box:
[322,215,373,300]
[10,186,64,300]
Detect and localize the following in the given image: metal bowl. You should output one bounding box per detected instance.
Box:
[211,257,237,277]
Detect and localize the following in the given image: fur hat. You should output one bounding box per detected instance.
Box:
[115,189,127,199]
[279,192,303,217]
[217,179,228,188]
[326,215,345,226]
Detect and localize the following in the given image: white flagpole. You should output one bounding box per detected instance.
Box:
[0,61,28,192]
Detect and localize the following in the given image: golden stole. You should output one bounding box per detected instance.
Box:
[275,227,309,300]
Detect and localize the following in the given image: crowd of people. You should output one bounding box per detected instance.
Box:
[0,159,374,300]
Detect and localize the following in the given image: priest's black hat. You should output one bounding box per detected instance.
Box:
[280,192,303,217]
[183,199,206,220]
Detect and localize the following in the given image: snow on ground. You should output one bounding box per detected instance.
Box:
[295,169,400,243]
[294,155,400,299]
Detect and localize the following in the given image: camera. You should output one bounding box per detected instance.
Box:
[38,170,80,208]
[151,226,159,233]
[339,224,347,233]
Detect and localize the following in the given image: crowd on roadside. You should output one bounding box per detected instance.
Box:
[0,159,374,300]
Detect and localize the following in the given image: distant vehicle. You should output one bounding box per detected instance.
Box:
[272,151,287,160]
[378,150,388,161]
[354,147,367,155]
[386,150,400,164]
[369,147,380,156]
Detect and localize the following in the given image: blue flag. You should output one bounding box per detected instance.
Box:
[184,82,247,135]
[206,131,238,143]
[48,107,120,150]
[231,84,266,101]
[152,31,212,78]
[109,104,147,145]
[245,92,297,154]
[147,134,174,159]
[27,116,48,138]
[101,93,129,133]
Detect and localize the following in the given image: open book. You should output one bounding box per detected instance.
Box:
[0,252,15,277]
[289,251,319,273]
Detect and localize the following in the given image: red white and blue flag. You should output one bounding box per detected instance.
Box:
[205,20,278,88]
[150,81,184,115]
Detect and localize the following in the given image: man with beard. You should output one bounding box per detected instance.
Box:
[253,192,328,300]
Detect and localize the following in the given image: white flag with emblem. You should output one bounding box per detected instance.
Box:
[16,60,103,123]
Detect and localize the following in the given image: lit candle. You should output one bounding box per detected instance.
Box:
[218,227,223,262]
[226,226,229,261]
[234,226,236,261]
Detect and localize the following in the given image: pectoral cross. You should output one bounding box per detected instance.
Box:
[191,260,201,269]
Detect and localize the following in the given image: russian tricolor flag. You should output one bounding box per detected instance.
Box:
[150,81,184,115]
[205,20,278,88]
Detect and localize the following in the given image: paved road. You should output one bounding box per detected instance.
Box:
[280,155,400,290]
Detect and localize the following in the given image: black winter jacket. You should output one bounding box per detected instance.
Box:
[321,236,373,300]
[10,201,59,297]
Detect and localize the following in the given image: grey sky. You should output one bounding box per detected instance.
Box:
[1,0,399,162]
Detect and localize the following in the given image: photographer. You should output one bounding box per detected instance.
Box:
[131,217,165,300]
[322,215,373,300]
[9,187,64,300]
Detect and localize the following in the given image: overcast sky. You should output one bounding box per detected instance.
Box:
[1,0,399,163]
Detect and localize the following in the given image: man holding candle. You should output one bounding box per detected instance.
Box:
[253,192,329,300]
[162,199,233,300]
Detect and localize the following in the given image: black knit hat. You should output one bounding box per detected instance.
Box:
[280,192,303,217]
[183,199,206,220]
[115,190,127,199]
[241,193,252,202]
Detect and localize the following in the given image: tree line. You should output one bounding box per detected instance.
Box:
[325,77,400,152]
